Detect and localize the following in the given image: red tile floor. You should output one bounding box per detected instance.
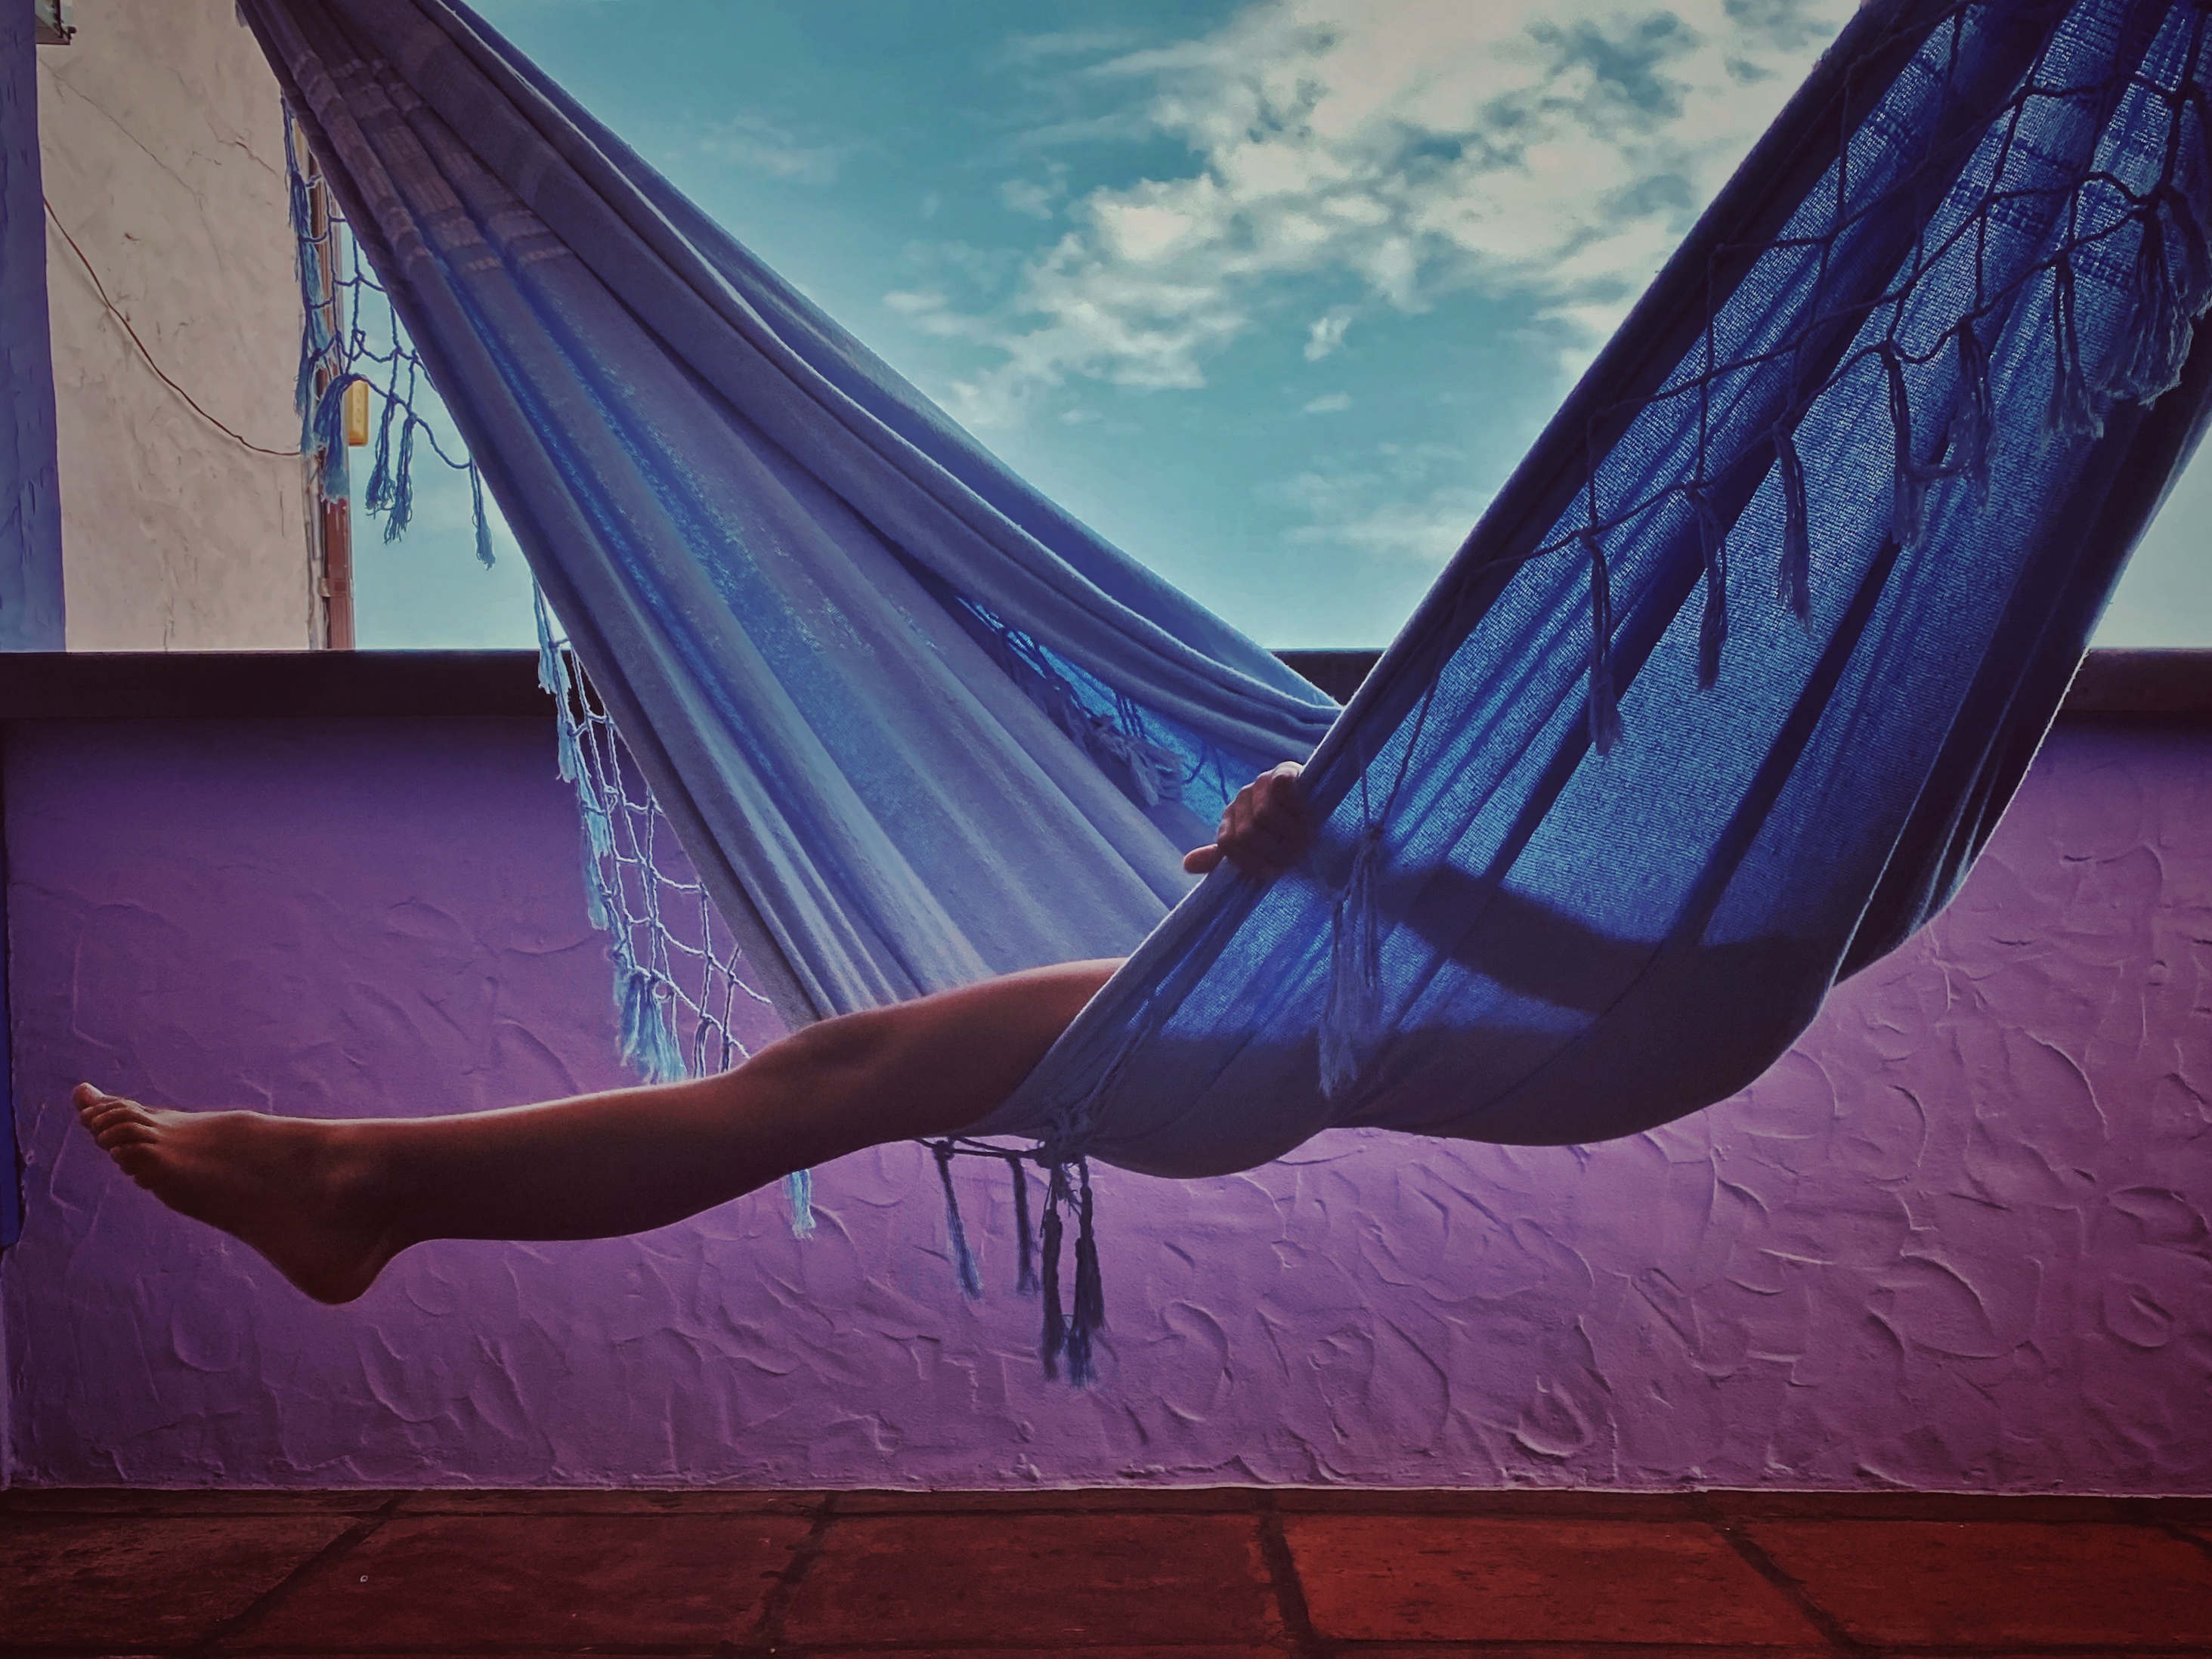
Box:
[5,1487,2210,1656]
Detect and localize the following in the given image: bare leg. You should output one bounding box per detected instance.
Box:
[73,958,1119,1305]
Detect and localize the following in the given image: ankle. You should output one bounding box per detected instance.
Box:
[319,1119,410,1244]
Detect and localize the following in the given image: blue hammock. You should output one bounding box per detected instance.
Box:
[243,0,2211,1376]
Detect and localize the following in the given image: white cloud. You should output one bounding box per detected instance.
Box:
[940,0,1850,424]
[1000,175,1067,219]
[997,28,1150,67]
[691,114,843,185]
[1304,306,1356,361]
[1271,441,1493,565]
[1298,487,1487,563]
[1301,392,1353,413]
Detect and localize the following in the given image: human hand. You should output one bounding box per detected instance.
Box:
[1183,760,1308,877]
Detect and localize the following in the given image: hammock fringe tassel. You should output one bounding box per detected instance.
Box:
[2048,254,2108,441]
[932,1141,985,1300]
[1947,323,1995,504]
[1693,487,1730,688]
[1775,425,1814,618]
[1041,1160,1105,1385]
[615,962,685,1085]
[1884,348,1941,552]
[781,1168,816,1237]
[1010,1154,1038,1295]
[2115,185,2212,402]
[916,1137,1100,1373]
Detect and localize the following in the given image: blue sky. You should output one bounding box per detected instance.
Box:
[354,0,2212,651]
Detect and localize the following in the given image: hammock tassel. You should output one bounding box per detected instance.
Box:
[1070,1162,1104,1382]
[382,414,417,541]
[982,620,1183,809]
[555,709,585,787]
[470,463,496,567]
[577,819,611,930]
[1775,426,1813,619]
[1037,1160,1104,1384]
[533,583,565,697]
[1883,348,1940,550]
[782,1167,816,1237]
[1040,1163,1068,1378]
[1947,323,1995,505]
[364,376,400,515]
[1319,825,1384,1105]
[931,1141,983,1298]
[615,963,685,1084]
[2048,254,2107,441]
[1692,487,1729,688]
[292,325,320,436]
[580,785,614,857]
[2111,188,2207,404]
[1582,534,1624,754]
[290,222,329,424]
[310,375,354,501]
[1010,1154,1038,1295]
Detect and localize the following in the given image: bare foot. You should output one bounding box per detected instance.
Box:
[72,1084,399,1304]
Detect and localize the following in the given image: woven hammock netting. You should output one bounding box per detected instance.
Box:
[246,0,2212,1375]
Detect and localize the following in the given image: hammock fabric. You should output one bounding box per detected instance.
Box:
[247,0,1341,1035]
[243,0,2212,1368]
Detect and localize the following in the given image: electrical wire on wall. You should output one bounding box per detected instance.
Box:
[42,197,302,460]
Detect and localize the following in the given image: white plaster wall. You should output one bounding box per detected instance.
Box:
[39,0,311,650]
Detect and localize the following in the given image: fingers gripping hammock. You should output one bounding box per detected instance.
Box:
[243,0,2212,1379]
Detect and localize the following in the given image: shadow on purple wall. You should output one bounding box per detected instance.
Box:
[2,714,2207,1490]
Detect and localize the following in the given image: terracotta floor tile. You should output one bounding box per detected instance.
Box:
[1744,1518,2212,1646]
[834,1487,1259,1513]
[781,1512,1279,1645]
[239,1652,1283,1659]
[237,1512,809,1648]
[0,1515,354,1646]
[0,1487,392,1515]
[1708,1489,2135,1522]
[394,1487,821,1515]
[1350,1649,1837,1659]
[1275,1488,1707,1518]
[1283,1515,1820,1645]
[797,1650,1285,1659]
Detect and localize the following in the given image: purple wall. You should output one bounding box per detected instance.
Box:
[4,713,2207,1491]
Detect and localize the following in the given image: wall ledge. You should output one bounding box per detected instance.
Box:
[0,647,2206,722]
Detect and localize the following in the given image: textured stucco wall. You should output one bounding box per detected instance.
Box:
[3,714,2207,1491]
[39,0,310,649]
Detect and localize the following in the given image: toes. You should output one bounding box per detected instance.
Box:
[75,1085,140,1123]
[94,1120,158,1153]
[86,1101,151,1137]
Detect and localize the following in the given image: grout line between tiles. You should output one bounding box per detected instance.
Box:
[2147,1515,2212,1566]
[732,1488,839,1654]
[184,1487,414,1657]
[1691,1492,1868,1659]
[1251,1489,1327,1659]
